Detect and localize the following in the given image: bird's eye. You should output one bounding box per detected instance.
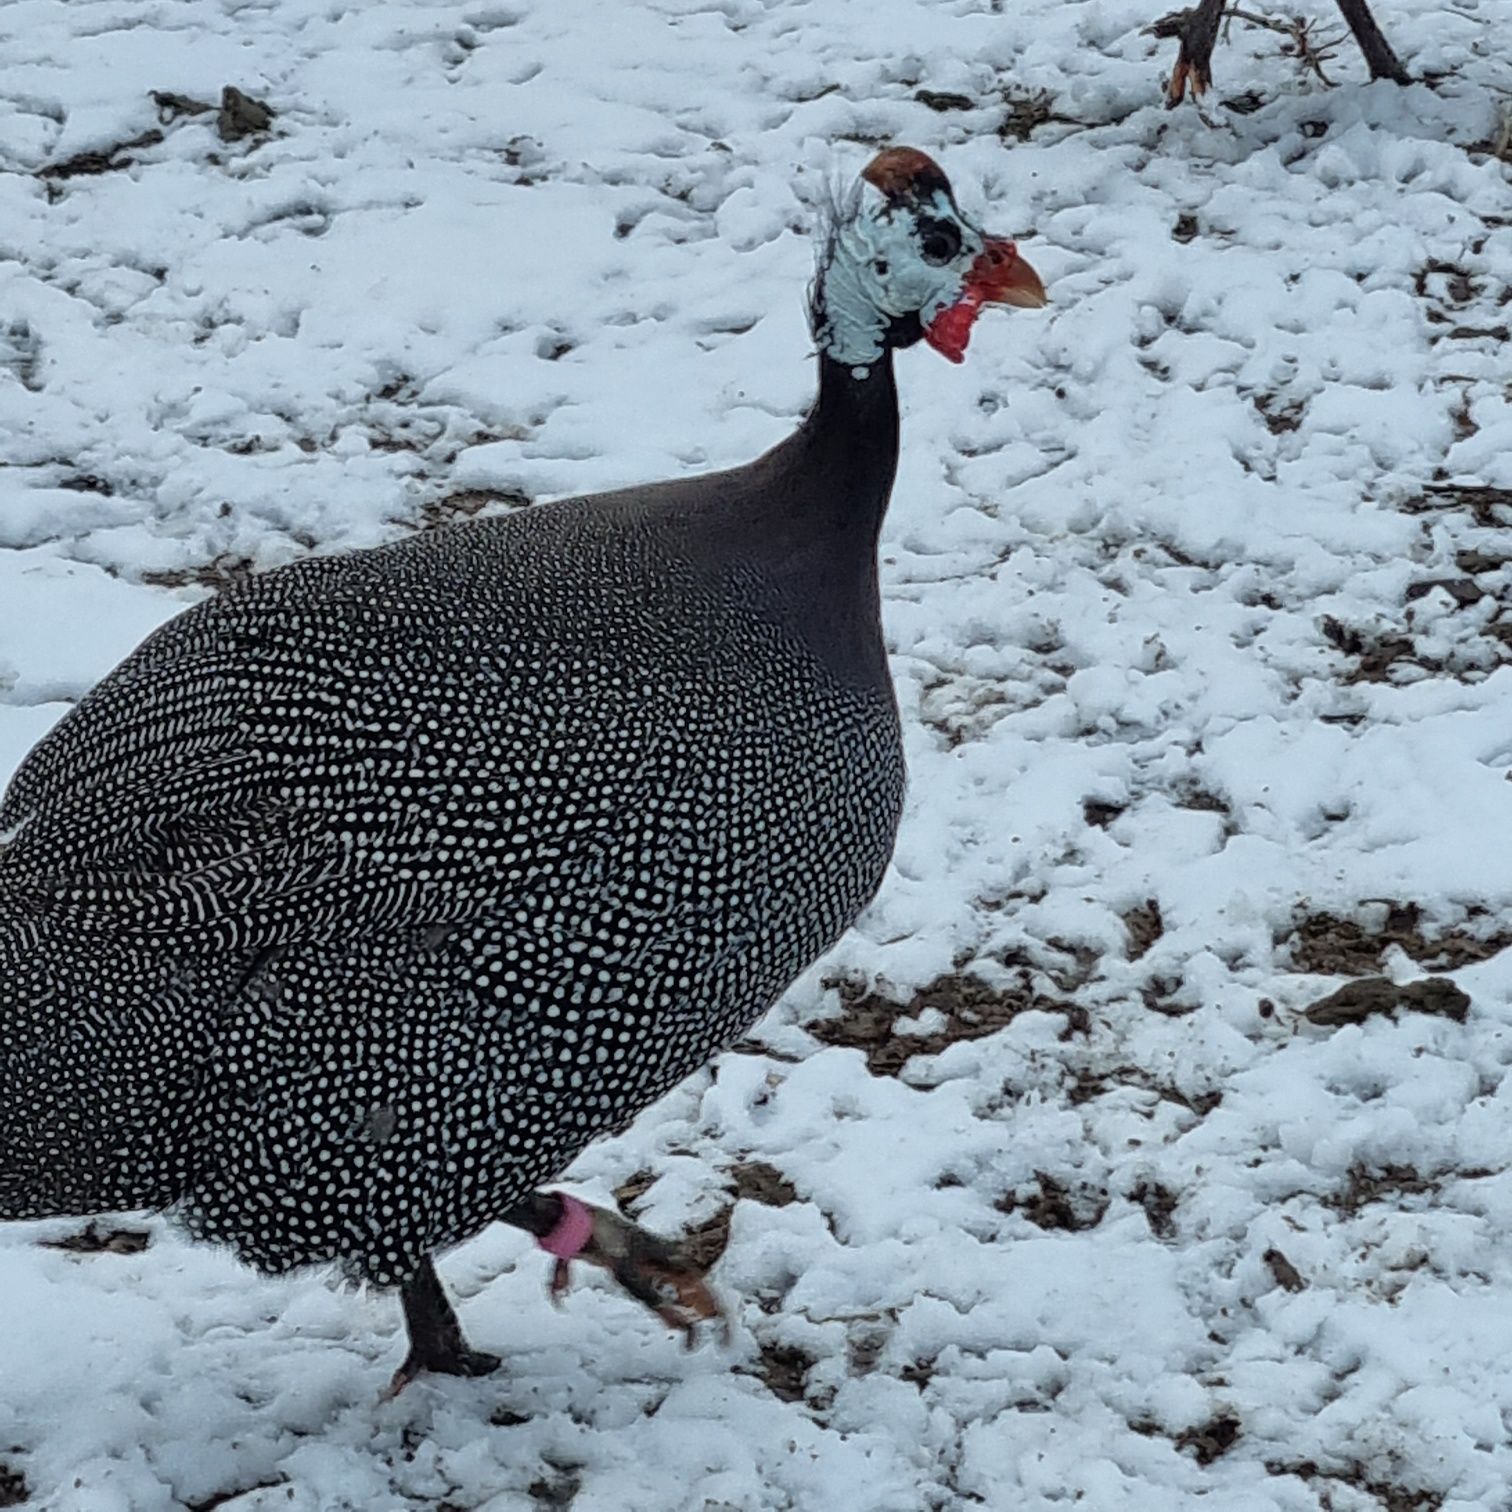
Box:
[917,217,962,266]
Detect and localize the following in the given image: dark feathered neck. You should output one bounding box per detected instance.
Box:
[716,348,899,683]
[804,348,901,523]
[748,346,901,556]
[593,346,904,684]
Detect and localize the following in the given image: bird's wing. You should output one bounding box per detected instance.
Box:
[0,556,688,959]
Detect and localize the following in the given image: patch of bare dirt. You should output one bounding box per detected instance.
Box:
[56,473,113,495]
[215,86,275,142]
[1325,1162,1438,1216]
[1263,1247,1305,1292]
[1174,1411,1242,1466]
[0,1465,26,1508]
[914,88,974,112]
[997,86,1067,141]
[845,1321,896,1378]
[996,1173,1109,1232]
[38,129,164,180]
[1122,899,1164,961]
[37,86,275,184]
[1252,391,1305,433]
[365,396,529,460]
[677,1207,734,1271]
[750,1340,814,1403]
[1400,482,1512,528]
[1129,1180,1180,1240]
[1082,797,1125,828]
[420,487,532,529]
[1319,614,1419,683]
[1456,546,1512,575]
[38,1223,151,1255]
[1403,576,1489,607]
[150,86,275,142]
[613,1169,656,1212]
[526,1468,583,1507]
[1141,970,1199,1017]
[1173,784,1231,815]
[806,973,1071,1077]
[1266,1460,1445,1511]
[1285,904,1512,975]
[1413,259,1476,305]
[729,1160,799,1209]
[1303,975,1470,1027]
[1069,1068,1220,1119]
[140,555,257,593]
[1319,538,1512,682]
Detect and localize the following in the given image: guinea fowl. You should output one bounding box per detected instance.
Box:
[0,146,1045,1389]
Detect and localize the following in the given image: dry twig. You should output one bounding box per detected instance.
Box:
[1225,7,1347,87]
[1149,0,1409,110]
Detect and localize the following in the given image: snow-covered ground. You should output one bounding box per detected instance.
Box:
[3,0,1512,1506]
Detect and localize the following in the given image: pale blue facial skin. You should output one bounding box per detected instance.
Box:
[815,183,987,374]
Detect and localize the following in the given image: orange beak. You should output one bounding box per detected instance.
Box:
[923,237,1047,363]
[970,238,1048,310]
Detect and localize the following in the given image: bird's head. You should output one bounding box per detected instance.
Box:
[811,146,1046,373]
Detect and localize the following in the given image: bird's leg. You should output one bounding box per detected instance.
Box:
[386,1254,502,1396]
[500,1191,727,1347]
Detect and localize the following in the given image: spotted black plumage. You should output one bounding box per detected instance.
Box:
[0,147,1042,1371]
[0,463,903,1280]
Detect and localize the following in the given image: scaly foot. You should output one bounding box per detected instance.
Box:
[385,1255,502,1397]
[535,1192,728,1347]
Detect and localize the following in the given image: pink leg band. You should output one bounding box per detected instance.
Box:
[538,1192,595,1259]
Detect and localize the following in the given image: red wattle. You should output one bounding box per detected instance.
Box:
[923,290,985,364]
